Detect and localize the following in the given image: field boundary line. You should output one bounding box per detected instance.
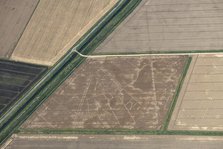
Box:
[6,0,40,59]
[92,49,223,55]
[17,128,223,136]
[74,49,223,58]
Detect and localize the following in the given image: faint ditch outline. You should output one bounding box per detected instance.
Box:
[15,56,194,135]
[18,56,223,136]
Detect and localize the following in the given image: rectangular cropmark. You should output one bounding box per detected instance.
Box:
[169,54,223,131]
[21,56,188,130]
[0,60,47,115]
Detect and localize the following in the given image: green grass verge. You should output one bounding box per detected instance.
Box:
[17,128,223,136]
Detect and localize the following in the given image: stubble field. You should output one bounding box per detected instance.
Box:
[11,0,117,66]
[0,0,39,58]
[169,54,223,131]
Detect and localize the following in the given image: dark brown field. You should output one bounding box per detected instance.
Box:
[22,56,187,130]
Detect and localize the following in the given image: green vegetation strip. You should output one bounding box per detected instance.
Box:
[0,0,142,145]
[17,128,223,136]
[161,57,192,131]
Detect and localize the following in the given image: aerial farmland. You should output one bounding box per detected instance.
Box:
[2,0,223,148]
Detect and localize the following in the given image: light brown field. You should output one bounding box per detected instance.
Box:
[169,54,223,131]
[22,56,187,130]
[0,0,39,58]
[11,0,117,66]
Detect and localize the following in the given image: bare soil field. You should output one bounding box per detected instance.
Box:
[11,0,117,66]
[0,0,39,58]
[94,0,223,54]
[169,54,223,131]
[4,134,223,149]
[21,56,187,130]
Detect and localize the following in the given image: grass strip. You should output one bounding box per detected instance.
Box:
[17,128,223,136]
[17,128,159,135]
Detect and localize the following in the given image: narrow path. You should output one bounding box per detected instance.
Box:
[73,49,223,58]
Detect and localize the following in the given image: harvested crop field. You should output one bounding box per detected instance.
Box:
[95,0,223,54]
[21,56,188,130]
[0,0,39,58]
[4,134,223,149]
[11,0,117,66]
[0,60,47,115]
[169,54,223,131]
